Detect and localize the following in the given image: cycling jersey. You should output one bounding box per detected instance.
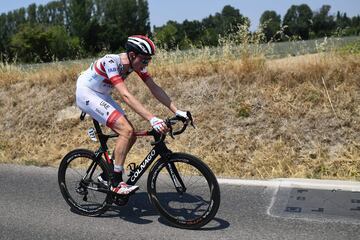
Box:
[76,53,151,128]
[77,54,151,95]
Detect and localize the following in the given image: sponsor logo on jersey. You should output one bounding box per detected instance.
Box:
[100,101,110,110]
[95,108,104,116]
[108,67,117,73]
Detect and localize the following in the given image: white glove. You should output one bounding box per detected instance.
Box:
[175,110,188,119]
[150,117,166,133]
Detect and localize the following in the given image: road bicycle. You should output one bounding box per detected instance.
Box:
[58,112,220,229]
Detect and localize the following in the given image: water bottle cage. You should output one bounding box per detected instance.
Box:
[127,163,137,177]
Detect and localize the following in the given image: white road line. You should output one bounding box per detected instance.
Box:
[217,178,360,191]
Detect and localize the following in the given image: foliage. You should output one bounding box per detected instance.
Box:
[283,4,313,40]
[339,40,360,54]
[312,5,336,37]
[0,0,151,63]
[10,24,82,63]
[154,5,248,50]
[260,11,282,42]
[0,1,360,63]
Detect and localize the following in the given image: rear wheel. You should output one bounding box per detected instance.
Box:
[148,153,220,229]
[58,149,112,216]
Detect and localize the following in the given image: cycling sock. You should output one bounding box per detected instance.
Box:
[114,164,124,173]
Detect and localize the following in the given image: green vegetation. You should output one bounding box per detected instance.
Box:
[339,40,360,54]
[0,42,359,180]
[0,2,359,180]
[0,1,359,63]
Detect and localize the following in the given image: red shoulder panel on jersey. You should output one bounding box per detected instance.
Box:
[110,75,124,85]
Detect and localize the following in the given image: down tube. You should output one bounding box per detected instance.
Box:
[126,146,160,185]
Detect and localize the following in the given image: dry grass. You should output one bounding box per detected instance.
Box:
[0,51,359,180]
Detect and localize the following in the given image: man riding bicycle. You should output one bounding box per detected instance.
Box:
[76,35,189,195]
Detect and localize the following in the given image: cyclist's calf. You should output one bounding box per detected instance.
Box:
[111,115,137,166]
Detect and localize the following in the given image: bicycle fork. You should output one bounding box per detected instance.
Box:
[166,162,187,194]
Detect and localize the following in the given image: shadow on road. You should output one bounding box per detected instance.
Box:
[92,192,230,230]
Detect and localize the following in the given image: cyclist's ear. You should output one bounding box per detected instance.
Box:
[128,52,136,60]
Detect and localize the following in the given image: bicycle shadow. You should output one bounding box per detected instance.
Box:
[96,191,230,230]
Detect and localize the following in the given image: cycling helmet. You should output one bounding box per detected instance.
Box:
[125,35,156,56]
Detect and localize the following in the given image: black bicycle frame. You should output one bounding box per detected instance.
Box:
[90,118,173,186]
[126,142,171,185]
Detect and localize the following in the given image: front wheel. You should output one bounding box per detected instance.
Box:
[148,153,220,229]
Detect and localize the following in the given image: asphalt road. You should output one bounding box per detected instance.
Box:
[0,164,359,240]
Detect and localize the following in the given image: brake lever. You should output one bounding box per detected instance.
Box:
[186,111,196,129]
[168,123,175,139]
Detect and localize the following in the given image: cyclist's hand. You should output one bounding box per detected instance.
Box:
[175,110,189,120]
[150,116,168,134]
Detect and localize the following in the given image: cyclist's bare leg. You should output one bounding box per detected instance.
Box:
[111,115,136,169]
[123,116,137,156]
[109,115,140,193]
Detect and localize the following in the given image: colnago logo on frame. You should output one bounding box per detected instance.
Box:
[130,150,156,182]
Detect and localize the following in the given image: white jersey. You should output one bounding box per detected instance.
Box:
[75,53,151,128]
[77,54,151,95]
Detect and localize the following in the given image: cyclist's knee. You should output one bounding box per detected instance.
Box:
[112,117,134,139]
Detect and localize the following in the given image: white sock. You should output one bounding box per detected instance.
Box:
[114,165,124,173]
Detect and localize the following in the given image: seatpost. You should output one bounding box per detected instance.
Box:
[92,119,108,151]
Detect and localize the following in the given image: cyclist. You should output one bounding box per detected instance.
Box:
[76,35,189,195]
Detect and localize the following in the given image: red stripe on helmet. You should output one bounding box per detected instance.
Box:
[130,35,156,55]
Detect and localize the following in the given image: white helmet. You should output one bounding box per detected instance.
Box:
[125,35,156,56]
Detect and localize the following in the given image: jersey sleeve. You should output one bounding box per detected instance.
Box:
[135,67,151,82]
[103,57,125,86]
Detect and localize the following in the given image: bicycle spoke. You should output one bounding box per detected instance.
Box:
[153,159,213,223]
[59,150,110,215]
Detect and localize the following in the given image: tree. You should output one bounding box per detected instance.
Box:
[260,10,281,41]
[10,23,81,62]
[154,21,179,50]
[335,11,352,36]
[283,4,313,40]
[136,0,151,35]
[352,16,360,35]
[27,4,37,24]
[68,0,93,50]
[0,14,8,55]
[312,5,336,37]
[182,20,203,46]
[102,0,151,51]
[46,1,66,25]
[153,5,249,49]
[210,5,248,37]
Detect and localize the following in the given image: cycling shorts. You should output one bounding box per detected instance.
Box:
[76,86,125,129]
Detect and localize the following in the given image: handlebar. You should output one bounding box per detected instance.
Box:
[81,111,195,146]
[149,111,195,145]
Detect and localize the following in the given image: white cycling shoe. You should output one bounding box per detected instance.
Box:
[111,182,139,195]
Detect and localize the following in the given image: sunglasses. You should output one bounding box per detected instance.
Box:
[141,58,151,65]
[136,54,151,65]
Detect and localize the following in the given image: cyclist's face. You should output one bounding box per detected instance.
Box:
[132,54,151,70]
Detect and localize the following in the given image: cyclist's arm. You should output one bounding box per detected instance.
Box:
[114,82,154,121]
[144,77,177,114]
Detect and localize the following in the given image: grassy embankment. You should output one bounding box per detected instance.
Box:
[0,42,359,180]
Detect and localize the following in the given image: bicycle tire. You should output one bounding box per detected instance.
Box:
[147,152,220,229]
[58,149,112,216]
